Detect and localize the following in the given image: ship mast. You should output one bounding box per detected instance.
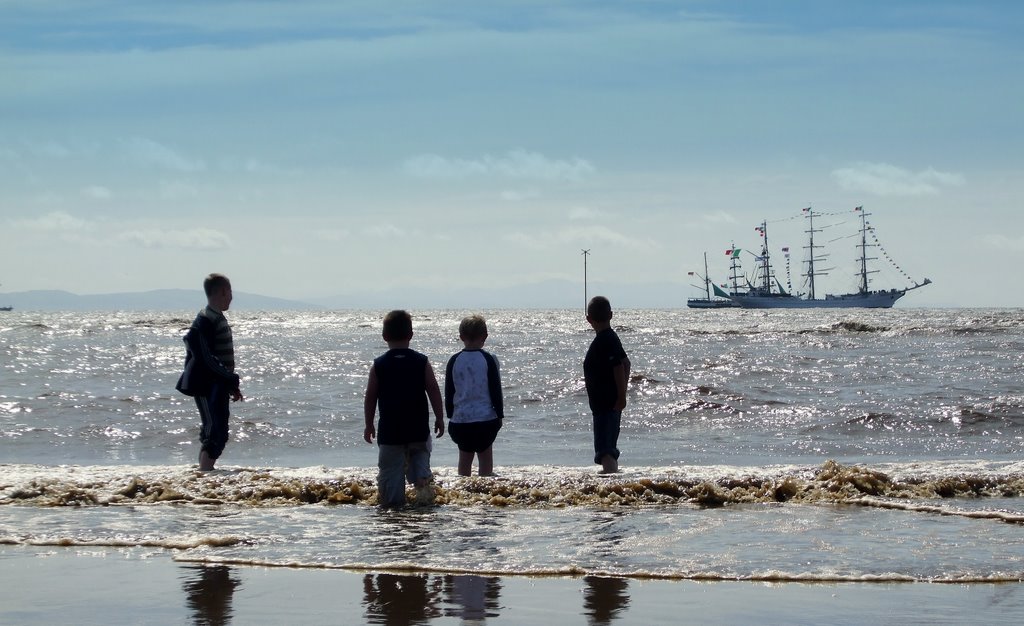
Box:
[702,252,712,300]
[802,207,830,300]
[855,206,878,294]
[728,242,743,295]
[755,221,774,293]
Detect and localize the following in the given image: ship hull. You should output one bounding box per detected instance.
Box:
[687,298,740,309]
[730,289,906,309]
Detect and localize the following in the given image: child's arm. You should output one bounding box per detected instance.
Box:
[425,362,445,438]
[363,365,379,443]
[487,352,504,419]
[444,354,456,419]
[613,357,630,411]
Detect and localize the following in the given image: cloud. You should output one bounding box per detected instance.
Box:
[28,141,75,159]
[121,137,206,172]
[315,228,352,242]
[362,223,408,238]
[503,225,657,250]
[568,206,608,221]
[158,180,202,200]
[702,210,737,224]
[831,162,965,196]
[14,211,90,231]
[981,234,1024,252]
[404,149,594,182]
[81,186,113,200]
[499,189,541,202]
[116,228,231,250]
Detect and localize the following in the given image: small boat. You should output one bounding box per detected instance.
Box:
[0,306,11,312]
[729,206,931,309]
[687,252,739,309]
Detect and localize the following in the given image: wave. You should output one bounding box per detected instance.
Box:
[2,461,1021,513]
[169,555,1024,585]
[0,535,244,550]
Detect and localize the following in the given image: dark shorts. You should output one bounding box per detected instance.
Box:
[448,418,502,453]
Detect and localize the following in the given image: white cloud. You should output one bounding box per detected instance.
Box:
[503,225,657,250]
[14,211,90,231]
[121,137,206,172]
[831,162,965,196]
[315,228,352,242]
[568,206,607,221]
[404,149,595,182]
[28,141,75,159]
[499,189,541,202]
[702,210,737,224]
[116,228,231,250]
[981,234,1024,252]
[81,186,113,200]
[363,223,408,238]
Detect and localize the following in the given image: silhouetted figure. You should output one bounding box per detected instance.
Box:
[582,575,630,625]
[443,574,502,621]
[362,573,441,625]
[182,564,241,626]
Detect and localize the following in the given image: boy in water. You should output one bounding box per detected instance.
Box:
[176,273,244,471]
[445,315,504,476]
[363,310,445,507]
[583,296,631,474]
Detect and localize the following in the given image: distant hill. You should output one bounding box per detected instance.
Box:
[0,280,689,312]
[0,289,321,312]
[309,279,687,310]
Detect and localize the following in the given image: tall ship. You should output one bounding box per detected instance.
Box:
[729,206,931,309]
[686,252,740,308]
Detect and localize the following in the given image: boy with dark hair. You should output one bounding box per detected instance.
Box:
[445,314,504,476]
[583,296,630,474]
[176,273,244,471]
[363,310,445,507]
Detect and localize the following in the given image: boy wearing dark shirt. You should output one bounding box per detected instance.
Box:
[176,273,244,471]
[583,296,630,474]
[363,310,445,507]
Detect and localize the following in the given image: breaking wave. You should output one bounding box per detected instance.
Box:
[2,461,1021,514]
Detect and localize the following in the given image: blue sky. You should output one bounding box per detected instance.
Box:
[1,1,1021,307]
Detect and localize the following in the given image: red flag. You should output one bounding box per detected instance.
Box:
[725,249,733,256]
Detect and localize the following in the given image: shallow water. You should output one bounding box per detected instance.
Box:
[1,308,1023,621]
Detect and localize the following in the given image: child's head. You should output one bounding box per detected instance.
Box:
[586,296,613,324]
[459,315,488,345]
[382,310,413,342]
[203,273,233,311]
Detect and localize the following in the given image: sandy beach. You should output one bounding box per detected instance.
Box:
[3,545,1022,625]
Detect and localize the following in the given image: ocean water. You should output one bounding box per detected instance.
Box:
[2,308,1023,622]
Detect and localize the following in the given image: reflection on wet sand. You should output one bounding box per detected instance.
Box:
[182,564,241,626]
[359,571,633,624]
[362,573,505,624]
[363,573,442,625]
[444,575,501,621]
[583,576,630,625]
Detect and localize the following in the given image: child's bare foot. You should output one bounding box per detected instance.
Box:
[599,455,618,474]
[198,450,216,472]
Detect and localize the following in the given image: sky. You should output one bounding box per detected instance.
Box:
[1,0,1022,308]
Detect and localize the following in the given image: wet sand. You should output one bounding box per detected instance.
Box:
[3,546,1022,625]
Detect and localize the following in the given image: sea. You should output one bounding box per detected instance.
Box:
[2,307,1023,624]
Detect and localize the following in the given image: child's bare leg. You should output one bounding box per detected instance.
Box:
[458,450,474,477]
[478,447,494,476]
